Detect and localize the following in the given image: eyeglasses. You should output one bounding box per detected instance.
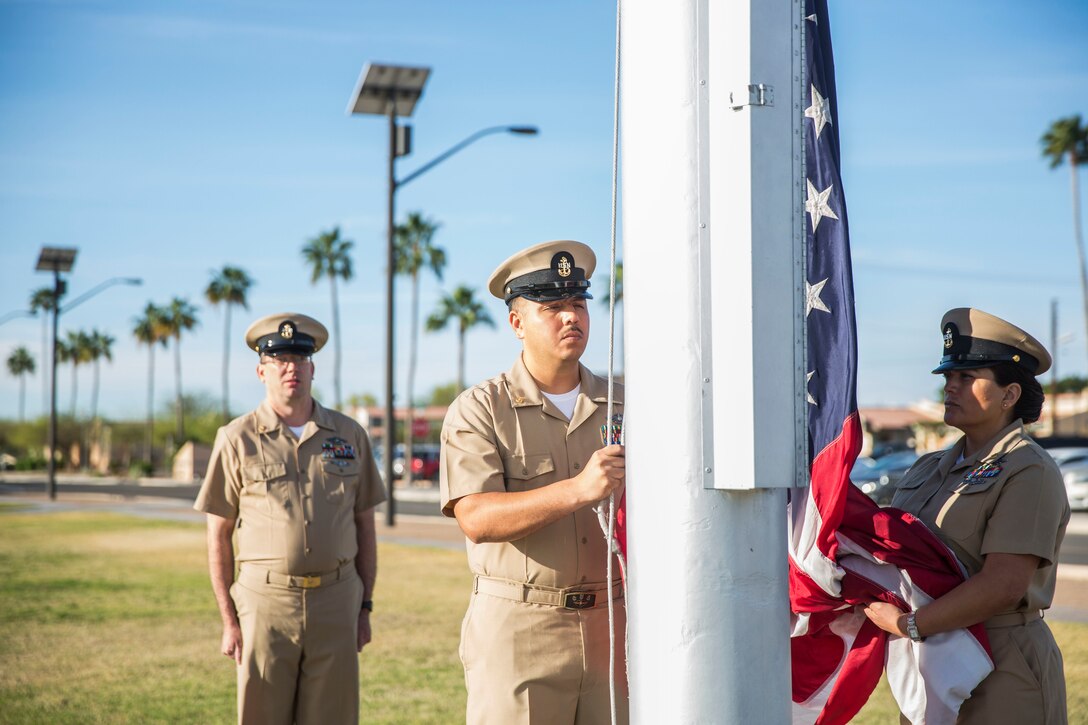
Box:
[260,354,311,370]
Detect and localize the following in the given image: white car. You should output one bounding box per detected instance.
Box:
[1044,447,1088,511]
[1061,464,1088,511]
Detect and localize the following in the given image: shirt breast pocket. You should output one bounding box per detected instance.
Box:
[940,477,1000,541]
[322,460,361,505]
[242,462,290,514]
[502,453,556,491]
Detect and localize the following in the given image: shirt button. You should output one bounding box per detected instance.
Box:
[581,575,587,583]
[574,463,581,469]
[305,547,311,554]
[581,537,588,544]
[305,520,310,526]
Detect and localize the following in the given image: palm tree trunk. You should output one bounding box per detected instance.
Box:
[41,317,48,418]
[222,304,232,423]
[146,344,155,465]
[174,336,185,442]
[91,360,100,424]
[18,375,26,423]
[89,359,101,472]
[405,272,421,485]
[1070,157,1088,376]
[330,272,342,409]
[457,324,467,393]
[70,363,77,418]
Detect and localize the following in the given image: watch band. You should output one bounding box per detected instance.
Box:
[906,611,925,642]
[361,599,374,612]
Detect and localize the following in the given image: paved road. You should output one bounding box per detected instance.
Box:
[4,473,1088,562]
[4,474,1088,621]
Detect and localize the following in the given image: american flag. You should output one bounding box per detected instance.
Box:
[788,2,993,723]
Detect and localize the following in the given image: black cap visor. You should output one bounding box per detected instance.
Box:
[932,335,1039,375]
[256,333,317,357]
[505,279,592,305]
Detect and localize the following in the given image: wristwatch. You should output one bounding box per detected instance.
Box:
[906,611,925,643]
[361,600,374,612]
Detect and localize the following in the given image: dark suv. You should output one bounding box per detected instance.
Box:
[392,444,441,481]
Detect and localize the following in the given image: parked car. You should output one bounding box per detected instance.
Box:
[851,450,920,506]
[1041,446,1088,511]
[392,443,441,481]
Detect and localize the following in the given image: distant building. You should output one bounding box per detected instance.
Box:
[173,441,211,481]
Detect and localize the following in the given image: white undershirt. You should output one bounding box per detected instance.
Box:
[288,424,306,439]
[542,384,581,420]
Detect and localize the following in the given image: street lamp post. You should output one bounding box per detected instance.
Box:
[33,244,141,501]
[35,247,76,501]
[348,62,538,526]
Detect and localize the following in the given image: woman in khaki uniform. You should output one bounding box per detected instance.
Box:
[862,308,1069,724]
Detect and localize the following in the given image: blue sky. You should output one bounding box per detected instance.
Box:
[1,0,1086,422]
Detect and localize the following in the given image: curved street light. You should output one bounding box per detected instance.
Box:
[0,309,35,327]
[348,64,540,526]
[397,125,540,188]
[61,277,143,314]
[33,258,143,500]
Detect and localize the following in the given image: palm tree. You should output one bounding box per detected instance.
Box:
[6,346,35,422]
[160,297,199,442]
[134,303,168,464]
[29,287,57,415]
[395,212,445,483]
[61,330,94,418]
[302,227,353,409]
[205,266,253,423]
[1042,115,1088,366]
[87,329,115,425]
[599,260,623,306]
[599,260,624,373]
[425,286,495,392]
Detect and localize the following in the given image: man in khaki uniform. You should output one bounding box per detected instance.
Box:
[867,308,1069,724]
[195,313,385,725]
[440,240,628,725]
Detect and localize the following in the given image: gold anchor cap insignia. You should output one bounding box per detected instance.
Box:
[281,322,295,339]
[943,326,953,349]
[557,255,572,278]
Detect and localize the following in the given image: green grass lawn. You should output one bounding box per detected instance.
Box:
[0,506,1084,723]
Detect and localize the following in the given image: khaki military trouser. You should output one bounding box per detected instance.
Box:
[460,580,629,725]
[231,565,363,725]
[900,614,1067,725]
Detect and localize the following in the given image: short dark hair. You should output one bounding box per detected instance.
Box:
[990,362,1044,424]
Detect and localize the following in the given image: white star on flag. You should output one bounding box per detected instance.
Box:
[805,178,839,233]
[806,370,818,406]
[806,278,831,316]
[805,84,832,139]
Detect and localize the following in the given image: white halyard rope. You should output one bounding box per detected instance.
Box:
[603,1,624,723]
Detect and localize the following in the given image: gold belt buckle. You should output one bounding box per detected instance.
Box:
[298,575,321,589]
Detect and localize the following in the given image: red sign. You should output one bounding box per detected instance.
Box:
[411,418,429,438]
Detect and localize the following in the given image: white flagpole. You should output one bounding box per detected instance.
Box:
[623,0,802,721]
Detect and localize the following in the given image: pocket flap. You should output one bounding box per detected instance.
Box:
[502,453,555,480]
[244,462,287,482]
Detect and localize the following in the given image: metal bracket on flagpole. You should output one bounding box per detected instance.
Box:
[728,83,774,109]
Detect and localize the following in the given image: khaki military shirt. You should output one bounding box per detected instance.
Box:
[440,356,623,589]
[194,400,385,576]
[891,421,1069,613]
